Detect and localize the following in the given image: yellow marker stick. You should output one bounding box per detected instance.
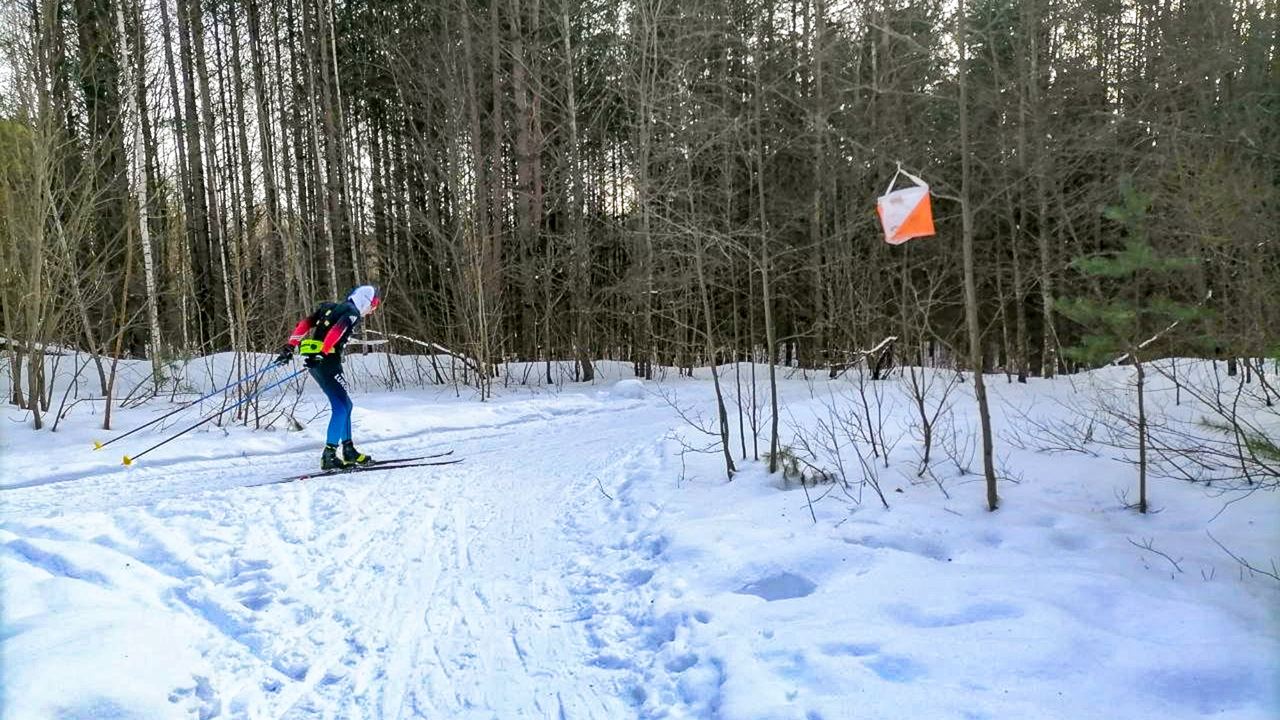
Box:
[93,440,104,450]
[122,455,133,466]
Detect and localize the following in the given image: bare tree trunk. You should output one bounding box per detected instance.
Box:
[192,0,236,349]
[19,166,49,429]
[696,243,736,480]
[995,257,1013,383]
[326,0,359,284]
[177,0,220,348]
[228,4,258,279]
[1136,358,1148,513]
[247,0,280,257]
[207,2,247,354]
[748,263,760,460]
[116,0,161,372]
[509,0,537,359]
[302,0,338,299]
[310,0,354,287]
[275,0,309,307]
[562,9,593,383]
[103,210,136,432]
[487,0,504,284]
[755,65,781,473]
[958,0,999,511]
[26,347,44,429]
[460,0,495,395]
[1009,206,1028,383]
[634,1,657,379]
[808,0,827,370]
[732,273,746,460]
[1026,0,1057,378]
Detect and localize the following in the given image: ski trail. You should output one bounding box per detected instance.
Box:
[2,388,688,717]
[0,394,643,518]
[272,411,647,718]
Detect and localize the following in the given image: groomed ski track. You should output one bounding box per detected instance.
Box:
[1,391,680,718]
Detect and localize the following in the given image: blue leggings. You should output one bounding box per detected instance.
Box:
[309,365,352,445]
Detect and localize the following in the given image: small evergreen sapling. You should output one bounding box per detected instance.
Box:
[1056,178,1205,513]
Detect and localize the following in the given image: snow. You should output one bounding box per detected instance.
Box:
[1,355,1277,718]
[606,378,649,401]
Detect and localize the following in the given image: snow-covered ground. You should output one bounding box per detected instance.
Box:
[2,355,1277,719]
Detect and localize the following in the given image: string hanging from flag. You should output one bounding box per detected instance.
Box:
[876,164,936,245]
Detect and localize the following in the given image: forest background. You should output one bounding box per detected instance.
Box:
[1,0,1276,436]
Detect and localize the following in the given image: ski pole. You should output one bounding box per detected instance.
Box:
[94,363,282,451]
[121,368,305,466]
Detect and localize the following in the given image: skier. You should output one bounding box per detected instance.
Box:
[275,285,382,469]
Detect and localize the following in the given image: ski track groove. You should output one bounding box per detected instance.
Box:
[298,407,653,717]
[279,483,426,718]
[0,398,645,515]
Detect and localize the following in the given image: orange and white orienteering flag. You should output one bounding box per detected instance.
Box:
[876,166,936,245]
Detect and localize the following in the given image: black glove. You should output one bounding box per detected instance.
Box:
[274,345,294,367]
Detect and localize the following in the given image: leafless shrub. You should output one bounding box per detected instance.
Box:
[936,410,976,477]
[657,386,734,483]
[1207,531,1280,584]
[1128,537,1185,576]
[51,352,94,431]
[725,361,766,462]
[849,364,898,466]
[995,450,1024,486]
[1146,360,1280,491]
[1002,396,1102,456]
[1080,365,1280,493]
[784,387,892,509]
[901,366,962,477]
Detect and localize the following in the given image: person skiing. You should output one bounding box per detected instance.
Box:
[275,285,381,470]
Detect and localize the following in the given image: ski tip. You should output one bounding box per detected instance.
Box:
[93,440,104,450]
[122,455,133,466]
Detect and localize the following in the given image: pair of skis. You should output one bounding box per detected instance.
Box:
[269,449,461,485]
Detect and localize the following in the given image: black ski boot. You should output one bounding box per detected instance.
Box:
[342,440,374,466]
[321,444,349,470]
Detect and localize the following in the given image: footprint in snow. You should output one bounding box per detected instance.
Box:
[272,651,311,681]
[735,572,817,601]
[1142,665,1266,715]
[665,653,699,673]
[1049,531,1094,551]
[170,675,221,719]
[819,642,879,657]
[622,568,655,587]
[228,556,278,611]
[817,640,930,684]
[864,654,928,683]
